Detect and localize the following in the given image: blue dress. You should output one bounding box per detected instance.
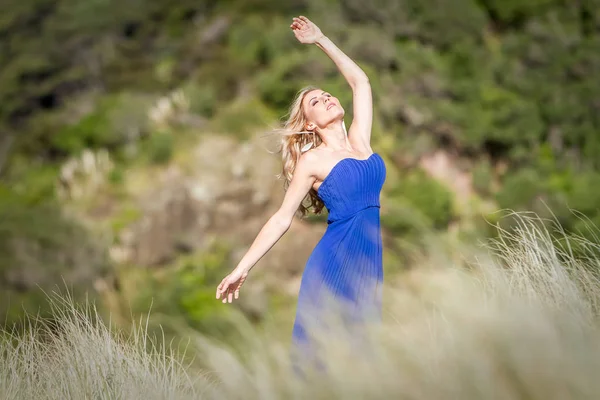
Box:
[291,152,387,370]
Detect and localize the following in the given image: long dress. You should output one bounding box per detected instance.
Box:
[291,152,387,372]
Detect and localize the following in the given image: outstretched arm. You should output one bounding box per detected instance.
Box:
[291,16,373,150]
[216,154,317,303]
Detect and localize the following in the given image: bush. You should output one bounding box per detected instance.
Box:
[477,0,564,25]
[495,167,544,210]
[51,92,153,155]
[437,80,544,151]
[256,48,337,113]
[182,81,218,118]
[226,14,294,70]
[472,159,494,195]
[383,168,454,238]
[126,241,240,338]
[210,97,277,140]
[0,189,109,325]
[144,132,174,164]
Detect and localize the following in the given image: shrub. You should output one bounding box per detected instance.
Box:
[144,132,174,164]
[472,159,494,195]
[51,92,153,155]
[495,167,544,211]
[125,241,241,339]
[0,190,109,325]
[210,97,277,140]
[387,168,455,230]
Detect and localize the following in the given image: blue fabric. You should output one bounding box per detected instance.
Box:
[290,152,387,373]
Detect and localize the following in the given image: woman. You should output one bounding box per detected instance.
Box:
[216,16,386,368]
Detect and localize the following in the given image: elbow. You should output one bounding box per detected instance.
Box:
[351,75,370,89]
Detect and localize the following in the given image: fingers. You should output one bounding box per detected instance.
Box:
[223,287,238,303]
[216,278,229,300]
[290,16,309,30]
[216,269,248,303]
[219,284,233,303]
[216,279,243,304]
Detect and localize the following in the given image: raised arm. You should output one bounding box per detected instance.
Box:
[291,16,373,150]
[216,154,317,303]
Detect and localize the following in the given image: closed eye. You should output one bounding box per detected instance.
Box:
[309,93,331,107]
[312,97,330,106]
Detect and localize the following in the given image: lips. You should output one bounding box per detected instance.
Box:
[327,103,336,110]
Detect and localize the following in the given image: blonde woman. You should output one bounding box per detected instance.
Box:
[216,16,386,370]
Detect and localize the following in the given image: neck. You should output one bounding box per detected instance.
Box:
[317,120,350,151]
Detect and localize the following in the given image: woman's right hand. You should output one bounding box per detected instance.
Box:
[216,267,249,303]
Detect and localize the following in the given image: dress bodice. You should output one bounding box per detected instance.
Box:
[317,153,386,224]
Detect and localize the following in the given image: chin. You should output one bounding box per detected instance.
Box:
[331,108,345,120]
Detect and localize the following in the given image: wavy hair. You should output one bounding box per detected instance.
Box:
[275,85,325,218]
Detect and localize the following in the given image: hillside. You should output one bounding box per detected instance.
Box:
[1,0,599,334]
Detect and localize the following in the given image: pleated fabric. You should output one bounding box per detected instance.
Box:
[291,152,387,374]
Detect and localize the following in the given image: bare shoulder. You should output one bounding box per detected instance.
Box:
[295,150,320,178]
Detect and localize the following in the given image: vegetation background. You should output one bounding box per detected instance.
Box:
[1,0,599,392]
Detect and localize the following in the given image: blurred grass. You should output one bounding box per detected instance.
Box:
[3,212,600,398]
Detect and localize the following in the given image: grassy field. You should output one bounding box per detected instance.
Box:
[3,212,600,399]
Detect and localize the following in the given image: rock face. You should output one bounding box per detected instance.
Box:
[113,133,325,284]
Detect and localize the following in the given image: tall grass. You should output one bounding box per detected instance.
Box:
[3,212,600,399]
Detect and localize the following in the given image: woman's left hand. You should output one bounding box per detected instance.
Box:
[290,16,324,44]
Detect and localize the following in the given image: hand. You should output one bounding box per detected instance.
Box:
[216,267,249,304]
[290,16,324,45]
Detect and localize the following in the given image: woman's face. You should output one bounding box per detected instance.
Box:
[302,89,344,131]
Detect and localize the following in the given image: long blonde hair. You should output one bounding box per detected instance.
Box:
[276,86,325,218]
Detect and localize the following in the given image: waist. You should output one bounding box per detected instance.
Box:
[327,205,380,225]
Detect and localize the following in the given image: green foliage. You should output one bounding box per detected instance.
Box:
[341,0,487,47]
[144,132,174,164]
[566,172,600,238]
[182,81,218,118]
[3,161,59,203]
[51,93,152,155]
[438,80,544,151]
[477,0,564,25]
[226,14,298,71]
[107,166,125,185]
[385,169,455,234]
[129,241,239,337]
[110,204,142,234]
[495,167,544,211]
[176,245,231,324]
[210,97,277,140]
[257,48,337,113]
[472,159,494,196]
[0,188,109,325]
[382,200,431,236]
[2,0,600,329]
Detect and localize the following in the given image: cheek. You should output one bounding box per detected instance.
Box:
[304,104,315,119]
[306,107,322,122]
